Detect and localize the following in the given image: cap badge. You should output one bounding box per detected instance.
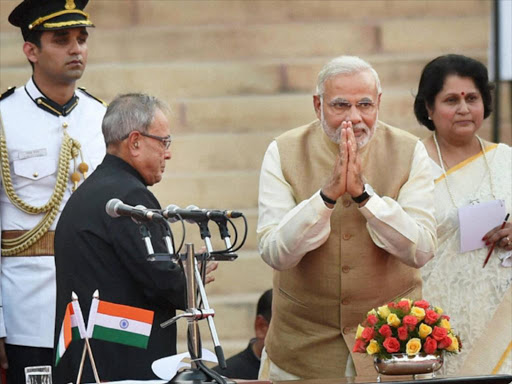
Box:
[65,0,77,10]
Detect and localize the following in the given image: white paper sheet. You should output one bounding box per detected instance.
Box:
[151,349,219,381]
[458,199,507,252]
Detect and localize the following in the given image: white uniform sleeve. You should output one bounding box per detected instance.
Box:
[257,141,333,270]
[359,141,437,267]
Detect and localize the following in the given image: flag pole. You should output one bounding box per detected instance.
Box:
[75,343,87,384]
[85,337,101,384]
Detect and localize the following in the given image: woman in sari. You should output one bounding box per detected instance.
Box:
[414,54,511,375]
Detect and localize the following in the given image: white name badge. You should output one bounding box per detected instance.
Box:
[458,199,506,253]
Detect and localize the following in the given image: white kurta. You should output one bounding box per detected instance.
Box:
[421,143,512,375]
[257,139,437,271]
[0,78,106,348]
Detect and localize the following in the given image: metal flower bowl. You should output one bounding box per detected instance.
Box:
[374,352,444,376]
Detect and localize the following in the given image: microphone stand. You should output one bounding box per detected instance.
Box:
[212,218,232,251]
[161,243,232,384]
[139,224,155,258]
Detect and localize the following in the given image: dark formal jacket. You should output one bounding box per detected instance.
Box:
[213,339,260,379]
[53,154,186,382]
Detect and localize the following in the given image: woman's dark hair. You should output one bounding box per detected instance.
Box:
[414,54,493,131]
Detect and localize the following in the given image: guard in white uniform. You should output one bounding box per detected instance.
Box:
[0,0,106,382]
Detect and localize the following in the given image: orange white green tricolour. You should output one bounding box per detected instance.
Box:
[87,297,154,349]
[55,295,87,365]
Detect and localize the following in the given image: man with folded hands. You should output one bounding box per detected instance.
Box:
[257,55,437,379]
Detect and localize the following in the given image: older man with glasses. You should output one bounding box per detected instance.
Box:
[257,56,437,379]
[53,93,217,382]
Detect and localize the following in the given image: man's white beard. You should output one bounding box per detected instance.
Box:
[320,108,377,148]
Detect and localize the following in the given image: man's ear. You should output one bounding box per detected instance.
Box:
[127,131,141,157]
[254,315,269,340]
[23,41,39,65]
[313,94,322,120]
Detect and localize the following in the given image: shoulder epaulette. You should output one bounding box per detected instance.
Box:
[77,87,108,107]
[0,87,16,102]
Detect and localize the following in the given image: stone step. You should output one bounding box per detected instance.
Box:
[87,0,489,30]
[169,91,423,137]
[1,13,488,68]
[0,0,490,33]
[0,21,377,67]
[0,50,488,99]
[168,132,274,173]
[380,16,488,53]
[151,170,259,211]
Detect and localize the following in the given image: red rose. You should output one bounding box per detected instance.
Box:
[383,337,401,353]
[441,314,451,321]
[352,338,367,353]
[402,315,418,330]
[424,309,440,325]
[367,314,378,326]
[414,300,430,309]
[397,300,410,313]
[423,336,438,354]
[397,326,409,341]
[378,324,392,338]
[432,326,448,341]
[438,336,453,349]
[388,301,397,309]
[361,327,375,342]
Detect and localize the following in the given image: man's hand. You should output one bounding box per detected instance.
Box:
[345,126,365,198]
[321,123,350,204]
[0,338,8,370]
[196,246,219,285]
[203,261,218,285]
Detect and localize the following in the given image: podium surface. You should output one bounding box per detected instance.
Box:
[269,375,512,384]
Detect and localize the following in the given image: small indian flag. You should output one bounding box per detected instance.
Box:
[87,292,154,349]
[55,292,87,366]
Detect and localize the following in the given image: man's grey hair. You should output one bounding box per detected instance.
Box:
[316,56,382,96]
[102,93,171,146]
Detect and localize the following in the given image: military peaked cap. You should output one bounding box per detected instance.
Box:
[9,0,94,40]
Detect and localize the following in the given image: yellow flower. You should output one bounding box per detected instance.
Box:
[387,313,401,327]
[418,323,432,339]
[366,339,380,355]
[410,306,426,321]
[440,318,451,331]
[378,305,390,319]
[434,306,443,315]
[355,324,365,340]
[406,338,422,356]
[367,308,377,317]
[446,333,459,352]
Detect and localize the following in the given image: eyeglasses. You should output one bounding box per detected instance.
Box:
[325,99,377,115]
[139,132,172,149]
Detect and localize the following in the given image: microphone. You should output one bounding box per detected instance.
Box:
[105,198,164,222]
[162,205,243,223]
[162,205,208,224]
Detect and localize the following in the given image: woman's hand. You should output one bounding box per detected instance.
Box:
[483,222,512,251]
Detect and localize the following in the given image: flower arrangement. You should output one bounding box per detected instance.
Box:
[353,298,462,359]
